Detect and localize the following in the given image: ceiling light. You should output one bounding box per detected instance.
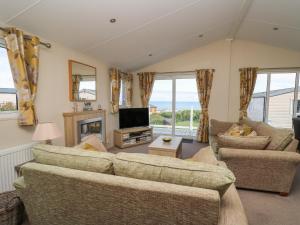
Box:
[148,53,152,57]
[198,34,204,38]
[273,27,279,31]
[110,18,116,23]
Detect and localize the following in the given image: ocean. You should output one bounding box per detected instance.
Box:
[149,101,200,111]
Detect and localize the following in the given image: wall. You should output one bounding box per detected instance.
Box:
[0,41,117,149]
[133,39,300,122]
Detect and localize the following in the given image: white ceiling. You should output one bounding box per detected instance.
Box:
[0,0,299,71]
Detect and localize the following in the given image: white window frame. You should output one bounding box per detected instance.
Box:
[0,41,18,120]
[150,72,198,138]
[256,69,300,125]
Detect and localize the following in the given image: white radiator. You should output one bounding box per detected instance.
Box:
[0,142,36,193]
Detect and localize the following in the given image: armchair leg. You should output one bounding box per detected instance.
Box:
[279,192,289,197]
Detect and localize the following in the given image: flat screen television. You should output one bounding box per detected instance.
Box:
[119,108,149,129]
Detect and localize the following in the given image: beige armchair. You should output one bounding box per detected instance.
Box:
[210,119,300,195]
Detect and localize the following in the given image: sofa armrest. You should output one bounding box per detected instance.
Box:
[14,177,26,190]
[219,148,300,165]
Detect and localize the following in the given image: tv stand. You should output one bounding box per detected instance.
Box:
[114,127,153,149]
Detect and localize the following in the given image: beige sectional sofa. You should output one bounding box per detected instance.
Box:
[15,144,248,225]
[210,118,300,195]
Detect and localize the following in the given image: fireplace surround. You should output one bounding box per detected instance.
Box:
[63,110,106,147]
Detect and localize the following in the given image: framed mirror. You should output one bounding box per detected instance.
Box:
[69,60,97,101]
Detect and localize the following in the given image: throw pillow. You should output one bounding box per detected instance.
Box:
[224,123,253,136]
[113,152,236,197]
[217,134,271,150]
[255,123,294,150]
[79,134,107,152]
[239,117,261,130]
[32,144,115,174]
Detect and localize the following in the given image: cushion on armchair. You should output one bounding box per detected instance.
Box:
[217,134,271,150]
[210,119,235,136]
[255,123,294,151]
[224,123,254,136]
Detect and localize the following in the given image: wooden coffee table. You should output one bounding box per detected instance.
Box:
[148,136,183,158]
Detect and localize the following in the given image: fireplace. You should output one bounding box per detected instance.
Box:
[63,110,106,147]
[77,117,105,143]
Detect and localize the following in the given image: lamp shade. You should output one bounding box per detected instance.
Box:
[32,122,62,141]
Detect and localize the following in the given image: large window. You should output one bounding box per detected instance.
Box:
[0,46,17,113]
[149,74,200,138]
[248,70,300,128]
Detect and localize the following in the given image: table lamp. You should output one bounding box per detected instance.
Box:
[32,122,62,144]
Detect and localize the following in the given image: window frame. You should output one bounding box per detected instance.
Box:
[149,72,199,138]
[254,69,300,126]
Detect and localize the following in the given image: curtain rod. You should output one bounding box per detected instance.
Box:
[0,27,51,48]
[137,69,215,75]
[259,67,300,71]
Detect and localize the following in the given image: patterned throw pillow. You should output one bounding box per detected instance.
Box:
[79,134,107,152]
[224,124,253,137]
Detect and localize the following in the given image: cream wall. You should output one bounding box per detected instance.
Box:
[134,39,300,122]
[0,41,117,149]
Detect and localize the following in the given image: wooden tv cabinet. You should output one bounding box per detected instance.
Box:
[114,127,153,148]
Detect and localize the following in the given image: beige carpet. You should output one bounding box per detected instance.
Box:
[109,142,300,225]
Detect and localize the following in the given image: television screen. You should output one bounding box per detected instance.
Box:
[119,108,149,129]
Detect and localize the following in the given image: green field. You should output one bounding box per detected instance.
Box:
[150,110,200,128]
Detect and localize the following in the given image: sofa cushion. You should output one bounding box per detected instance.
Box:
[77,134,107,152]
[210,119,235,136]
[224,123,253,136]
[217,134,271,150]
[32,144,115,174]
[239,117,261,130]
[113,152,235,196]
[255,123,294,150]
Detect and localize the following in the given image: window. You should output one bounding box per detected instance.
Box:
[119,79,126,107]
[0,46,17,113]
[149,74,200,138]
[248,70,300,128]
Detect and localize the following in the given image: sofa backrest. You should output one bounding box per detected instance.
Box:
[15,163,220,225]
[32,144,115,174]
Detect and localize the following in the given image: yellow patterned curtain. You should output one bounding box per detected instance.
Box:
[196,69,214,143]
[4,28,40,126]
[110,68,121,113]
[72,75,82,101]
[239,67,258,119]
[138,72,155,108]
[122,73,133,107]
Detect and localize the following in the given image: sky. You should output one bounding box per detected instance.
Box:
[254,73,297,93]
[150,78,199,102]
[0,48,14,89]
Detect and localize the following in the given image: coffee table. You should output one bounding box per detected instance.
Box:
[148,136,183,158]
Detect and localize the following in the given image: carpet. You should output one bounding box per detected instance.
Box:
[109,143,300,225]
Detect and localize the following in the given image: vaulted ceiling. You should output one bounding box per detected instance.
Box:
[0,0,299,70]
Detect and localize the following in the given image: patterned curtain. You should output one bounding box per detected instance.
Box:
[4,28,40,126]
[138,72,155,107]
[239,67,258,119]
[196,69,214,143]
[122,73,133,107]
[72,75,82,101]
[110,68,121,113]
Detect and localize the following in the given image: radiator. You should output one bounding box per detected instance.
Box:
[0,142,36,193]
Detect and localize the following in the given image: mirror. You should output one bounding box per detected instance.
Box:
[69,60,97,101]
